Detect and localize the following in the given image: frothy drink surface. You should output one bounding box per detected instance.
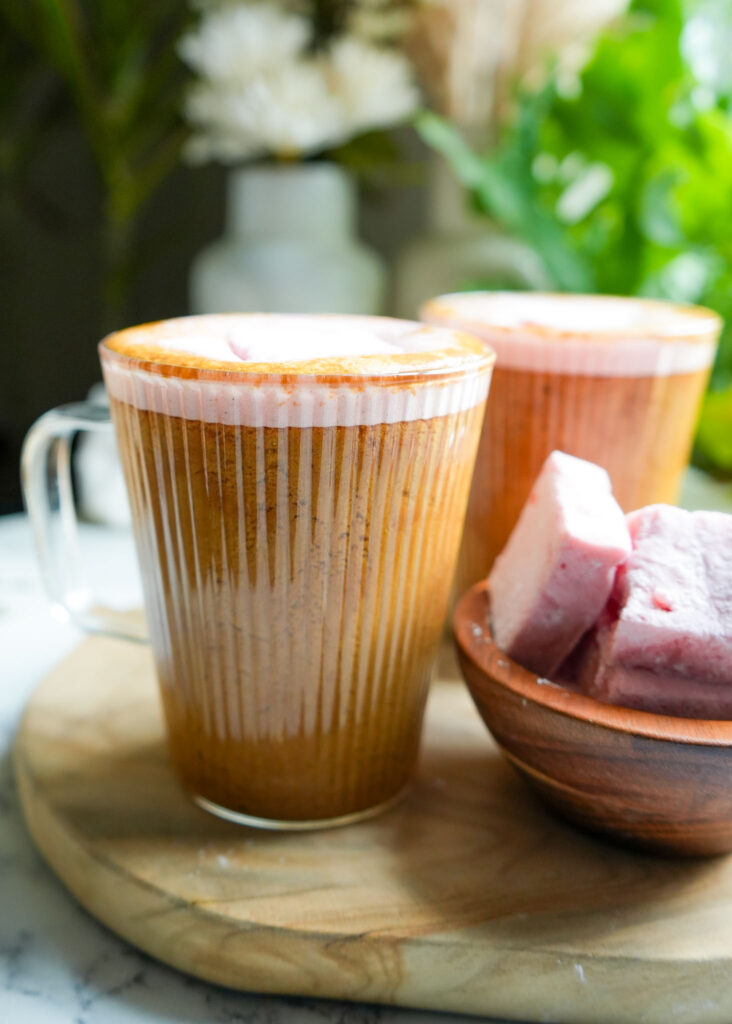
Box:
[424,292,719,375]
[105,312,485,377]
[102,315,492,824]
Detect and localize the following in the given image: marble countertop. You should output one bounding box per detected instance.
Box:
[0,512,507,1024]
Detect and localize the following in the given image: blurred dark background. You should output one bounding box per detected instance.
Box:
[0,126,424,513]
[0,1,428,513]
[2,150,204,509]
[2,143,201,511]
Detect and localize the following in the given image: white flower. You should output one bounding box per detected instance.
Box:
[327,37,420,135]
[180,1,420,163]
[184,62,346,161]
[179,3,311,85]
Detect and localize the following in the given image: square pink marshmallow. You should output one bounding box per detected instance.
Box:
[488,451,631,677]
[583,504,732,718]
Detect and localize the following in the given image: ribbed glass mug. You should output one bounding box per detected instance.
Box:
[23,315,494,829]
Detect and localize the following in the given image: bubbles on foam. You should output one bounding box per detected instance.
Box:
[426,292,717,338]
[137,314,446,365]
[150,329,241,363]
[422,293,719,377]
[456,293,656,333]
[227,318,401,362]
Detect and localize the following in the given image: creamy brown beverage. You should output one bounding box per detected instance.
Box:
[100,314,493,827]
[421,292,721,598]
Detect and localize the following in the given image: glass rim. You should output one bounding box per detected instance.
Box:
[421,291,723,345]
[99,313,496,386]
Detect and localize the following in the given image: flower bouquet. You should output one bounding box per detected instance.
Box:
[179,0,421,316]
[179,0,419,163]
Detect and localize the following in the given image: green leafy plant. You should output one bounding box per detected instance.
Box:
[0,0,193,332]
[418,0,732,474]
[0,28,67,228]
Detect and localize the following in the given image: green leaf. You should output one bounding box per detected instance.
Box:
[1,0,192,331]
[32,0,95,107]
[417,0,732,469]
[416,111,595,292]
[414,111,486,190]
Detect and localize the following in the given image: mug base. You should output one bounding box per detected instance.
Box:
[191,784,410,831]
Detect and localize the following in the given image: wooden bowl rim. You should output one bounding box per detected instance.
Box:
[453,581,732,747]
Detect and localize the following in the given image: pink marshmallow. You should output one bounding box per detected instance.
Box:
[488,451,631,677]
[583,504,732,717]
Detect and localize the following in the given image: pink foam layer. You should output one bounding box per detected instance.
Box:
[101,358,490,428]
[422,293,719,376]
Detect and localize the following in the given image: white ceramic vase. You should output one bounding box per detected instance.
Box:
[190,162,386,316]
[393,157,550,319]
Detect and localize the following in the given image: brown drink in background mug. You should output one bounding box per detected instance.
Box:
[23,314,494,828]
[421,292,721,599]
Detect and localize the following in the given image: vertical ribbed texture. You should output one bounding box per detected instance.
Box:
[109,385,485,823]
[454,364,711,597]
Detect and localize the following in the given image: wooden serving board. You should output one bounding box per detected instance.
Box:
[14,638,732,1024]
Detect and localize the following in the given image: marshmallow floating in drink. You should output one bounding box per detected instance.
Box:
[488,451,631,677]
[487,452,732,719]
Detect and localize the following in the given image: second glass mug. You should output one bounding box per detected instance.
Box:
[22,314,495,829]
[422,291,723,596]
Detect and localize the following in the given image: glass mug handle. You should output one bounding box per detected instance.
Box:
[21,401,148,642]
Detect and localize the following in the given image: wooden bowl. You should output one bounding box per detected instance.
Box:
[454,581,732,857]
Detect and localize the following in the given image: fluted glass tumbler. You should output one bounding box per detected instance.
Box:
[24,315,494,829]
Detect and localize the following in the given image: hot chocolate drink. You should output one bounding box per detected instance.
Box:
[421,292,721,597]
[101,315,493,826]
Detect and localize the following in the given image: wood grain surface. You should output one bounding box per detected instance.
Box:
[14,637,732,1024]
